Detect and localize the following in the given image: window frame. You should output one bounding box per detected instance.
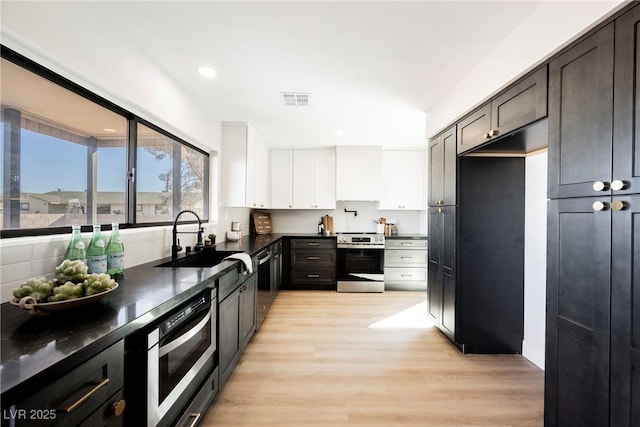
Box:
[0,45,210,238]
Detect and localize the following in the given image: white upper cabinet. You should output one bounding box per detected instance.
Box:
[335,146,382,200]
[271,148,335,209]
[379,149,426,210]
[270,149,294,208]
[220,123,269,208]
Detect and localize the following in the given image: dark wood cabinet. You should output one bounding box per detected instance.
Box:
[547,22,615,199]
[457,66,547,154]
[218,269,256,390]
[457,103,491,154]
[427,206,456,343]
[545,198,612,427]
[428,125,457,207]
[491,66,547,139]
[289,238,336,289]
[613,5,640,197]
[1,340,125,427]
[610,195,640,427]
[544,5,640,426]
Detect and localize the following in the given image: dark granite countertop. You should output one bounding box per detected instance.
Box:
[0,232,333,399]
[1,230,418,399]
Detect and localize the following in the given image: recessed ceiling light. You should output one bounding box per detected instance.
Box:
[334,129,345,136]
[103,128,116,133]
[197,66,217,78]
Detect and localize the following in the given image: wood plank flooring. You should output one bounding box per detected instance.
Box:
[201,291,544,427]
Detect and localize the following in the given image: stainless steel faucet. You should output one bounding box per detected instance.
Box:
[172,210,204,260]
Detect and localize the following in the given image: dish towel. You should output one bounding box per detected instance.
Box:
[224,253,253,274]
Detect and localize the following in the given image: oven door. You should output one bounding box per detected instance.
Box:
[337,247,385,292]
[147,290,216,427]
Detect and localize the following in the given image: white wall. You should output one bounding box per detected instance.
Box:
[425,1,624,137]
[523,151,548,370]
[270,201,426,235]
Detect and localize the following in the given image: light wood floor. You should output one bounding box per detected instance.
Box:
[201,291,544,427]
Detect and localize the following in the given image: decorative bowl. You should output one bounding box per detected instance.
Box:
[10,283,118,316]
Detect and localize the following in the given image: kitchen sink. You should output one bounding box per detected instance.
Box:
[156,250,241,268]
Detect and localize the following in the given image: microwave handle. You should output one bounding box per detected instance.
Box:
[158,309,212,357]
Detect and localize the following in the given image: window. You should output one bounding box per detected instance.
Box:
[0,48,209,236]
[137,123,207,224]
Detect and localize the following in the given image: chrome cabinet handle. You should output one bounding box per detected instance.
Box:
[307,256,320,260]
[307,242,320,246]
[58,378,110,413]
[307,274,320,278]
[592,201,608,212]
[611,200,628,211]
[611,180,627,191]
[593,181,609,192]
[488,129,498,137]
[483,132,490,139]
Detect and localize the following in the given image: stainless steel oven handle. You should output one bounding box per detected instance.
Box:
[158,309,212,357]
[257,250,272,265]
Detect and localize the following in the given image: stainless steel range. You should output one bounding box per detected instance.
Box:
[336,233,385,293]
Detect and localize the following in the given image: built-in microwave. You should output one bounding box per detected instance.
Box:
[125,287,217,427]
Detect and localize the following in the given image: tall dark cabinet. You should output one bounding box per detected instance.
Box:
[545,3,640,426]
[427,126,457,342]
[427,122,527,354]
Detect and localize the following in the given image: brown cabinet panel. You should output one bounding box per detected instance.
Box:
[545,198,611,427]
[611,195,640,426]
[290,239,336,289]
[291,250,336,267]
[428,126,456,206]
[548,22,614,199]
[491,66,547,137]
[457,103,491,154]
[614,3,640,196]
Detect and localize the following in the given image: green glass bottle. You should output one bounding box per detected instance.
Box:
[64,225,86,263]
[86,224,107,274]
[106,223,124,279]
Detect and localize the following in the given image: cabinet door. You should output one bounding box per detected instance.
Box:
[428,126,456,206]
[440,206,456,342]
[457,103,491,154]
[610,195,640,427]
[313,149,336,209]
[240,274,257,350]
[614,4,640,196]
[219,288,241,386]
[271,149,293,208]
[545,198,611,427]
[381,150,401,209]
[491,66,547,137]
[548,23,614,199]
[427,208,443,325]
[398,150,425,209]
[292,150,314,208]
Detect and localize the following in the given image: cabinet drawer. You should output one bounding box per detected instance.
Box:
[384,250,428,267]
[219,267,242,301]
[291,269,336,285]
[4,340,125,427]
[384,268,427,283]
[385,239,427,249]
[291,239,336,250]
[291,250,336,267]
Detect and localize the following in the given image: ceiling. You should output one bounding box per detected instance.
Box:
[0,1,622,149]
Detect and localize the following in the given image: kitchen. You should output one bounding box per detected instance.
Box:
[0,1,638,426]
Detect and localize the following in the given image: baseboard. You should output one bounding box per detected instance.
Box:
[522,340,545,370]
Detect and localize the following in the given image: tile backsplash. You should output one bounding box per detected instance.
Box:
[0,223,216,303]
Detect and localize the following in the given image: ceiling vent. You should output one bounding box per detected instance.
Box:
[280,92,310,107]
